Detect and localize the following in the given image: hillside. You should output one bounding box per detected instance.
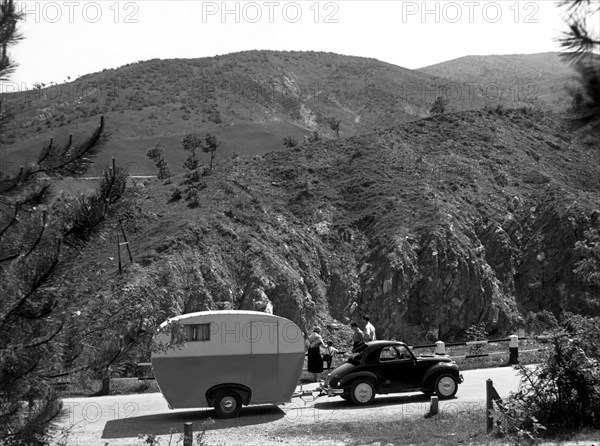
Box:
[2,51,581,178]
[419,52,579,111]
[58,108,600,344]
[2,50,491,176]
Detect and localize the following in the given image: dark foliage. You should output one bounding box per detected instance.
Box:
[66,161,128,242]
[0,117,109,444]
[430,96,449,114]
[560,0,600,124]
[496,313,600,441]
[181,133,203,170]
[202,133,220,171]
[329,117,341,138]
[0,0,22,81]
[146,143,171,179]
[283,136,298,148]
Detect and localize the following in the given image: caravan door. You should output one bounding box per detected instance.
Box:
[249,319,280,402]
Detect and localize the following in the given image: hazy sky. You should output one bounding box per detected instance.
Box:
[5,1,575,88]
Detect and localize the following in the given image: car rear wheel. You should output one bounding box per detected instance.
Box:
[434,374,458,399]
[350,380,376,406]
[213,390,243,418]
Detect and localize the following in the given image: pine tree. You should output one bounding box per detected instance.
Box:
[203,133,220,171]
[146,143,171,179]
[0,0,22,81]
[560,0,600,123]
[0,3,115,441]
[181,133,203,170]
[0,0,22,138]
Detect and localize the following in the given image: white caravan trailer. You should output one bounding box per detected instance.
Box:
[151,310,305,418]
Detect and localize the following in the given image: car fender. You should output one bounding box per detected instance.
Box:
[421,363,459,388]
[339,371,378,388]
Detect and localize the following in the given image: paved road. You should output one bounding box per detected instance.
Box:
[53,366,525,445]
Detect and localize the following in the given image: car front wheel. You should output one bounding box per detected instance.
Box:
[350,380,376,406]
[213,390,243,418]
[434,374,458,399]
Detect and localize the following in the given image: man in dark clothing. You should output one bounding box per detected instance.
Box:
[350,322,366,352]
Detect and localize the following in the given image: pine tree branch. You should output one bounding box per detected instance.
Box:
[0,239,62,325]
[37,116,109,176]
[16,319,64,349]
[0,202,18,237]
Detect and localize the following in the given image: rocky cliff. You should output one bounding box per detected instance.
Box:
[65,108,600,343]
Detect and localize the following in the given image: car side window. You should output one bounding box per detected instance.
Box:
[396,345,411,360]
[379,347,398,361]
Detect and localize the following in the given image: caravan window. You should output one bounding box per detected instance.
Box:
[170,323,211,343]
[186,323,210,342]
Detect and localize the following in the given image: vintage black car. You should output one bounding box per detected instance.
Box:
[324,341,463,405]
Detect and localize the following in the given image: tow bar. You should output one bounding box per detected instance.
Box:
[291,382,326,404]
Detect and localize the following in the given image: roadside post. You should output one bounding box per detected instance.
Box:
[430,395,439,415]
[434,340,445,355]
[184,422,193,446]
[486,379,504,432]
[486,379,493,432]
[509,335,519,364]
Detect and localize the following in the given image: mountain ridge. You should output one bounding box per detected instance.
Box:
[1,50,575,176]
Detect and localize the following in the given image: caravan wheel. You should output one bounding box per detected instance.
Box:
[214,390,243,418]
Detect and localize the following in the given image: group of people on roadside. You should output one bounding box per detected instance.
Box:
[305,316,377,382]
[351,315,376,352]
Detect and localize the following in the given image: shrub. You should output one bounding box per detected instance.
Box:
[430,96,448,114]
[497,313,600,440]
[186,188,200,208]
[170,187,182,201]
[465,322,488,356]
[283,136,298,148]
[146,143,171,180]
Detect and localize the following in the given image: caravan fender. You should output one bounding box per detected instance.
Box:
[206,383,252,406]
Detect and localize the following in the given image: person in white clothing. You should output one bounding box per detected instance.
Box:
[363,315,376,342]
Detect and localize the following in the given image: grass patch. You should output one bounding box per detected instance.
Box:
[274,407,600,445]
[273,408,499,445]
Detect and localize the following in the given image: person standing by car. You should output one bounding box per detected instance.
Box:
[306,326,324,382]
[363,315,376,342]
[350,322,365,352]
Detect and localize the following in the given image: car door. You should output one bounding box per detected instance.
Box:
[377,345,419,392]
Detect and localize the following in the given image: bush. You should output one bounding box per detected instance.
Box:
[186,188,201,208]
[497,313,600,440]
[283,136,298,148]
[430,96,449,114]
[170,187,182,201]
[465,322,488,356]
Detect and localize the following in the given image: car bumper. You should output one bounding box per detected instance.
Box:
[324,386,344,396]
[458,374,464,384]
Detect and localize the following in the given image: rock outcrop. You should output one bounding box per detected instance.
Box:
[67,109,600,343]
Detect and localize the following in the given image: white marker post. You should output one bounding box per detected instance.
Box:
[434,340,445,355]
